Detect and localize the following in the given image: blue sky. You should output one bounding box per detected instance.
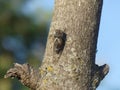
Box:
[97,0,120,90]
[24,0,120,90]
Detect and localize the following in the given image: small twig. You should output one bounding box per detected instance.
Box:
[4,63,40,90]
[91,64,109,89]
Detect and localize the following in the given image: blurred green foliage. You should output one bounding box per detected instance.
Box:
[0,0,51,90]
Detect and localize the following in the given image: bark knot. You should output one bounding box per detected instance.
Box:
[53,30,66,54]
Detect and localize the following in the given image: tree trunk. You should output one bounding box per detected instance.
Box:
[5,0,109,90]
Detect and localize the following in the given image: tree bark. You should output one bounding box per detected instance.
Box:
[5,0,109,90]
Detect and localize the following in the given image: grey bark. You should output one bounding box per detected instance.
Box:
[5,0,109,90]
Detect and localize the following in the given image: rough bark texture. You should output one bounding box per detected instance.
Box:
[5,0,109,90]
